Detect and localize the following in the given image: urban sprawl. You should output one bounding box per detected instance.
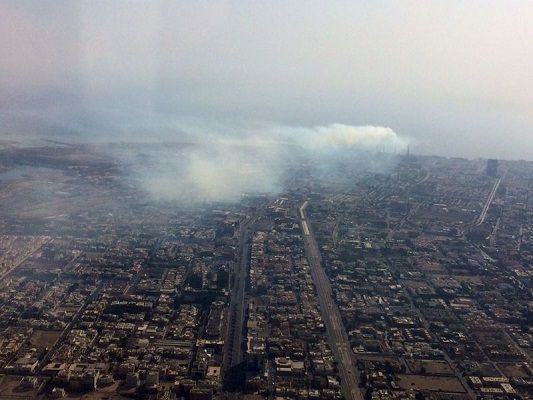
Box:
[0,144,532,400]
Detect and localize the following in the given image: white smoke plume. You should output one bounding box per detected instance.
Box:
[303,124,399,149]
[118,122,408,203]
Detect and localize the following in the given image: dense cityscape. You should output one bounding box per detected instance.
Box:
[0,142,532,400]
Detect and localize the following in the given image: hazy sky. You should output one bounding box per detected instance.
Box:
[1,1,532,160]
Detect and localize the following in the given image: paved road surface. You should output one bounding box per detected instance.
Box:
[300,201,363,400]
[222,202,270,398]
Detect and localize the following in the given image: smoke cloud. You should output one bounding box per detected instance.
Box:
[117,122,408,203]
[305,124,398,149]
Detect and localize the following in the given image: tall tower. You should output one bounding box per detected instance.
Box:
[486,159,498,177]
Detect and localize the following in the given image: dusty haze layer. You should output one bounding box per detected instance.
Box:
[112,123,407,203]
[1,2,532,160]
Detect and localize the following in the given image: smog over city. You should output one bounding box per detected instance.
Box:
[1,2,533,400]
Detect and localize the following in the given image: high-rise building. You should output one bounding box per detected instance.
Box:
[486,159,498,176]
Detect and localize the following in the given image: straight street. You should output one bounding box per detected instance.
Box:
[299,201,363,400]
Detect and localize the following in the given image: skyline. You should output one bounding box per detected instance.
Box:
[1,1,532,160]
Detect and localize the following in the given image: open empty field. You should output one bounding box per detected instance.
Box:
[497,363,530,378]
[0,375,43,399]
[28,330,62,349]
[406,360,454,375]
[396,375,466,393]
[402,280,431,289]
[452,275,482,284]
[64,384,133,400]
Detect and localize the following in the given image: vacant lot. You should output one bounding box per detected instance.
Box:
[0,375,43,399]
[396,375,465,393]
[402,280,431,289]
[407,359,454,375]
[452,275,482,284]
[56,305,81,313]
[497,363,530,378]
[28,330,62,349]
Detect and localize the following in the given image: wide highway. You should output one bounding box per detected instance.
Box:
[222,200,270,399]
[299,201,363,400]
[476,176,502,226]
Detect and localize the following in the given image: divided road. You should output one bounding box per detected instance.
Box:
[476,177,502,226]
[299,202,363,400]
[223,201,270,398]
